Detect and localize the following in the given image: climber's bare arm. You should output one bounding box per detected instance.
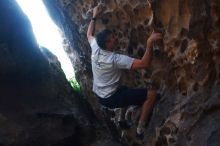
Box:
[87,4,102,43]
[131,31,162,70]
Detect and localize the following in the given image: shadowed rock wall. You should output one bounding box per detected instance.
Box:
[43,0,220,145]
[0,0,122,146]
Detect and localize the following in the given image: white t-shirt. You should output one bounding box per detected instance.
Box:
[90,38,134,98]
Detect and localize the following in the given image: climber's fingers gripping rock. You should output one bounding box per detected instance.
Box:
[92,3,103,18]
[148,31,162,43]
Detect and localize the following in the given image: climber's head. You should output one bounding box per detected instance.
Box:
[95,28,116,51]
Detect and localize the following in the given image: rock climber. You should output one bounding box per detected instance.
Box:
[87,3,162,137]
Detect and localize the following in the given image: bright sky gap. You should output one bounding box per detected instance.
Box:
[16,0,75,79]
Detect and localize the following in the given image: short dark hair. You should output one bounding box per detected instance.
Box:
[95,29,112,50]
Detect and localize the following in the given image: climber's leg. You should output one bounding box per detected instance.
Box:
[137,89,157,135]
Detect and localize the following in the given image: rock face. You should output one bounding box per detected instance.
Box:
[0,1,122,146]
[1,0,220,145]
[43,0,220,146]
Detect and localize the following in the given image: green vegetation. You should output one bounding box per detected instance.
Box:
[68,77,81,92]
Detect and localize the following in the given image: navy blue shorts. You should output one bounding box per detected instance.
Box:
[97,86,148,108]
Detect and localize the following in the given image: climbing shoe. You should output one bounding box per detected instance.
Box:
[136,121,145,140]
[136,131,145,140]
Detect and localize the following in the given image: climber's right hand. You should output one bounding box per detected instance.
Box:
[93,3,102,18]
[147,31,162,44]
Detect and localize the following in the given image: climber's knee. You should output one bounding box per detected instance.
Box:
[147,89,157,101]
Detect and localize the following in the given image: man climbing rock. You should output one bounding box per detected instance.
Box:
[87,3,162,137]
